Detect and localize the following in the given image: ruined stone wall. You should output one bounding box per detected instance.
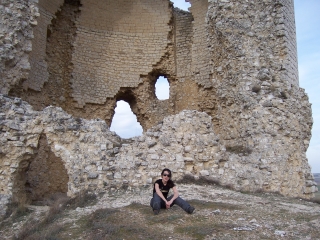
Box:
[0,95,317,216]
[25,133,69,202]
[0,0,37,94]
[71,0,172,107]
[23,0,64,91]
[205,0,313,195]
[0,0,316,215]
[189,0,211,88]
[280,0,299,88]
[174,8,193,79]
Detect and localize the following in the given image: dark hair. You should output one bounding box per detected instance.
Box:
[161,168,175,188]
[161,168,172,177]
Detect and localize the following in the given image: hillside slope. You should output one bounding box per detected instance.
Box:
[1,183,320,240]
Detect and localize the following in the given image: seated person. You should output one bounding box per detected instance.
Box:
[150,168,195,215]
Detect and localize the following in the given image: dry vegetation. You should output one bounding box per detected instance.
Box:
[1,183,320,240]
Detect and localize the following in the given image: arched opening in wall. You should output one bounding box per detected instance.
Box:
[110,100,143,139]
[155,76,170,100]
[171,0,191,11]
[13,134,69,205]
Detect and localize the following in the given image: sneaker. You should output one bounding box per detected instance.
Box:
[187,206,195,214]
[153,209,160,215]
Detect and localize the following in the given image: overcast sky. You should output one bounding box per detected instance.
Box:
[294,0,320,173]
[110,0,320,173]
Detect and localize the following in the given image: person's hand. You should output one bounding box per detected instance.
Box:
[166,200,173,209]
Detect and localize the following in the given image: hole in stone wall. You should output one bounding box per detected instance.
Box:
[110,100,143,139]
[26,133,69,204]
[13,133,69,204]
[155,76,170,100]
[171,0,191,11]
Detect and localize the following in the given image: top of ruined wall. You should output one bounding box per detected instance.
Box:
[207,0,299,88]
[1,0,300,101]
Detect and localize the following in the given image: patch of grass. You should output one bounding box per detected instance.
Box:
[66,190,98,209]
[76,206,169,240]
[84,208,120,239]
[0,202,33,234]
[14,190,97,240]
[14,220,63,240]
[11,204,33,222]
[175,222,235,240]
[188,199,241,211]
[125,202,156,217]
[1,202,32,221]
[146,211,184,224]
[278,209,289,214]
[293,214,319,223]
[175,224,214,239]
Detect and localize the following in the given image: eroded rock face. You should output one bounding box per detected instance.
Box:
[0,0,317,216]
[0,0,37,94]
[0,95,317,216]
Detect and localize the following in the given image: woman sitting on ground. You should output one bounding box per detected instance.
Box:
[150,168,195,215]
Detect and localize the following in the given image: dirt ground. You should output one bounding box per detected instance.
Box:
[1,183,320,240]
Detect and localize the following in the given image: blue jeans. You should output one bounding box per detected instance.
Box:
[150,192,191,213]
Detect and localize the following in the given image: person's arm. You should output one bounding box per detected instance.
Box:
[167,186,179,207]
[155,183,168,204]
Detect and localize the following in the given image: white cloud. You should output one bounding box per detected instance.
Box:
[171,0,191,11]
[156,76,170,100]
[110,101,143,138]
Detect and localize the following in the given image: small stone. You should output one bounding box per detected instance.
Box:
[114,172,122,179]
[233,227,253,231]
[87,173,98,179]
[200,170,209,176]
[147,141,157,148]
[212,209,221,215]
[274,230,286,237]
[184,146,192,153]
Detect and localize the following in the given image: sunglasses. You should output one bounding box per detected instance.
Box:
[163,174,171,177]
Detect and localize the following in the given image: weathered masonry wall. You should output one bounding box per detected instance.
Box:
[0,96,317,213]
[7,0,80,112]
[0,0,317,214]
[189,0,211,88]
[280,0,299,88]
[174,8,193,79]
[23,0,64,91]
[72,0,172,107]
[0,1,37,94]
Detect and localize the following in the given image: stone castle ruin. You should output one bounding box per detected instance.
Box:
[0,0,317,214]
